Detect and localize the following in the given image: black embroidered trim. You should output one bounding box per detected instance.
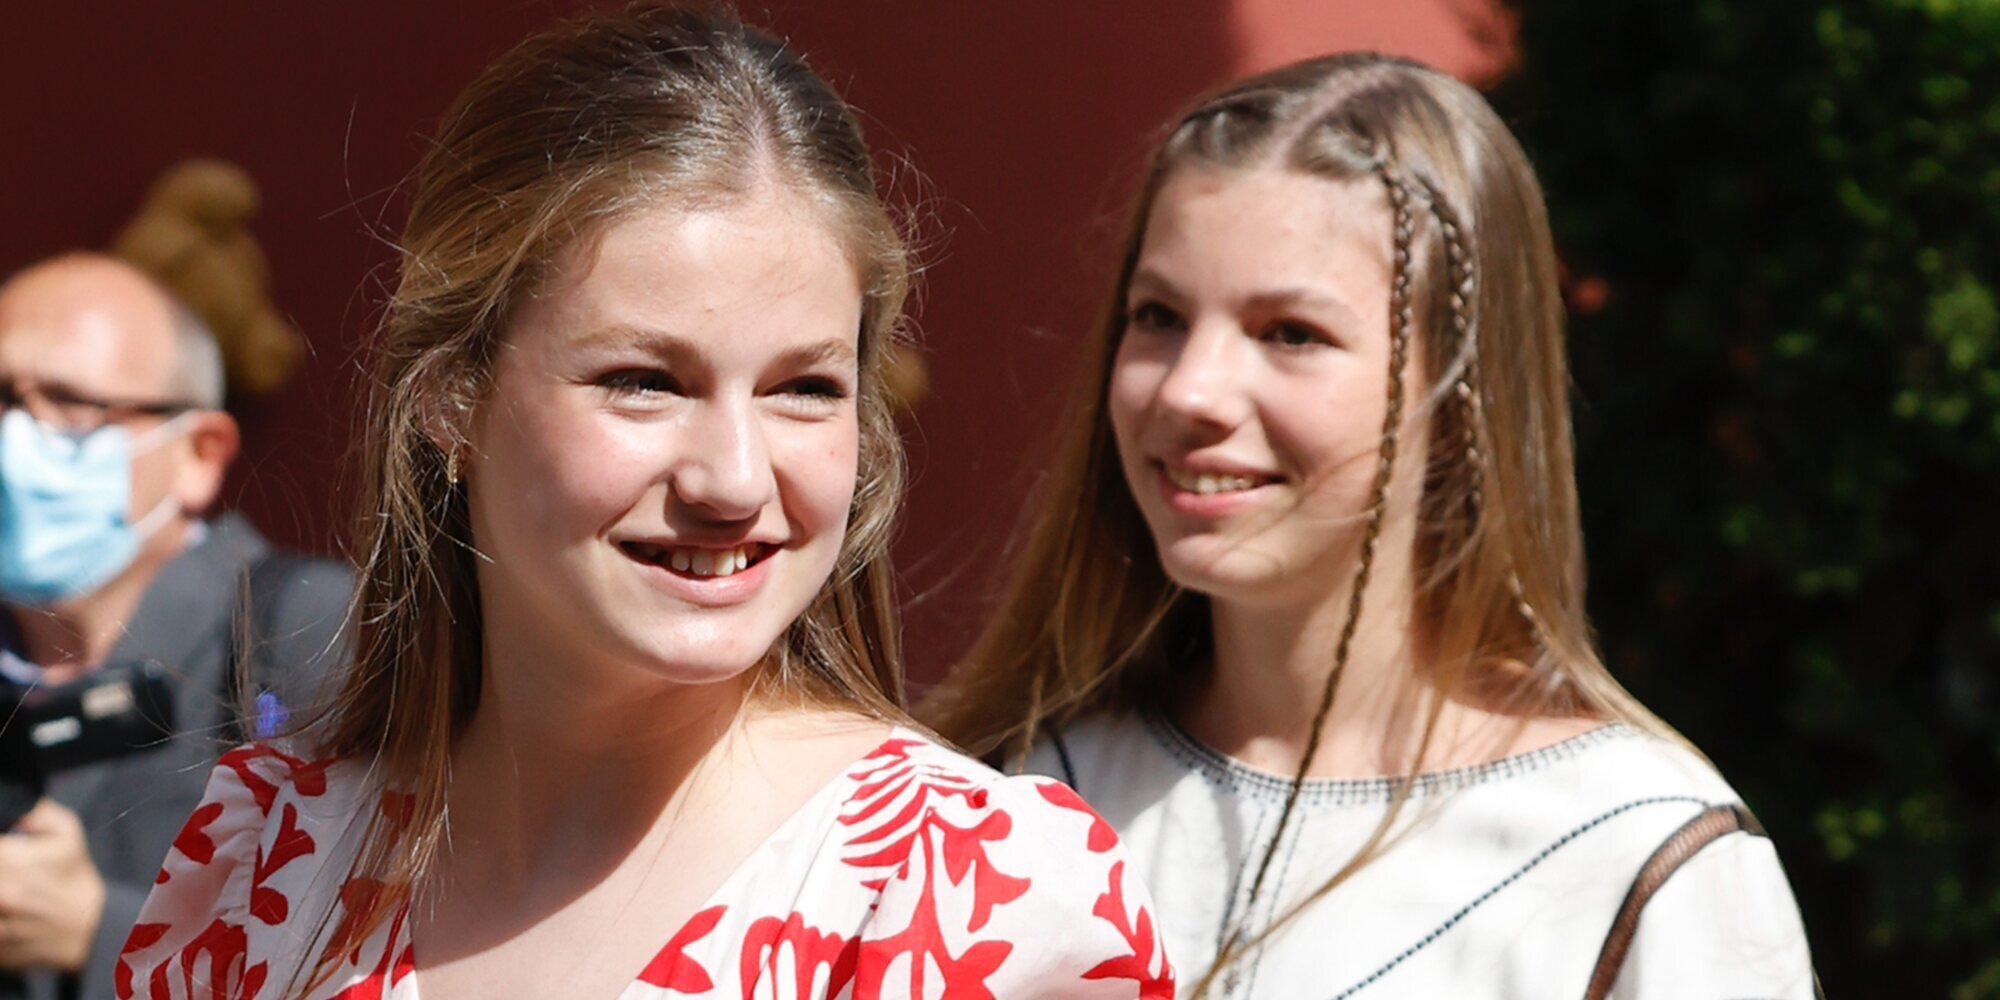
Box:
[1144,713,1634,808]
[1328,795,1715,999]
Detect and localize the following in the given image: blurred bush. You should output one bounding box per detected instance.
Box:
[1492,1,2000,994]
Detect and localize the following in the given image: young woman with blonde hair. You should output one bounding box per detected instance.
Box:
[929,54,1816,998]
[116,6,1171,997]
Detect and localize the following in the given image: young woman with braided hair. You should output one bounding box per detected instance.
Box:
[927,54,1817,998]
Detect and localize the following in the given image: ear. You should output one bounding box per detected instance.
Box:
[174,410,241,515]
[417,393,471,473]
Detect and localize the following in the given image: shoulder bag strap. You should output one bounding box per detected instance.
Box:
[1583,803,1765,1000]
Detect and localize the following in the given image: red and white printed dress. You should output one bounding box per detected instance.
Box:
[116,730,1175,999]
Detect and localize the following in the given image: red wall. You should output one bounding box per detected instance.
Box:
[0,2,579,545]
[0,2,1503,683]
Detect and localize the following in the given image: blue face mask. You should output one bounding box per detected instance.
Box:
[0,409,189,606]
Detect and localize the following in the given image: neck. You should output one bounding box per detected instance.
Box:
[444,625,758,877]
[1182,531,1441,780]
[8,520,186,683]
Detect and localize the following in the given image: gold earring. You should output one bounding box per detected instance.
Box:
[446,450,460,486]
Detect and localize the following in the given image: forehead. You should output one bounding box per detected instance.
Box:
[0,268,179,396]
[511,189,865,361]
[1137,166,1392,300]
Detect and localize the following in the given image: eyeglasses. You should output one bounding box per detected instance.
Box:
[0,379,198,435]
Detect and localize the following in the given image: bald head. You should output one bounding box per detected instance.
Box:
[0,253,224,411]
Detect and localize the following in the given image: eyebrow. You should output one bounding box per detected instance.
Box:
[572,323,695,359]
[774,338,858,370]
[1244,287,1363,327]
[572,324,857,368]
[1126,268,1184,304]
[0,371,124,403]
[1128,268,1365,328]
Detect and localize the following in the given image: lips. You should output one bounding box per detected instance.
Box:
[617,540,778,579]
[614,537,784,609]
[1160,463,1281,495]
[1157,458,1280,491]
[1151,459,1280,517]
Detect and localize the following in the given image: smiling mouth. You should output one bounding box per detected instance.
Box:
[1161,463,1278,495]
[618,541,778,578]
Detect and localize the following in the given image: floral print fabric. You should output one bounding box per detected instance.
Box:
[118,732,1174,999]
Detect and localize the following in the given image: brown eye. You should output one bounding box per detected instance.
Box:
[782,376,846,399]
[776,375,850,406]
[600,368,681,396]
[1263,321,1331,349]
[1126,301,1186,333]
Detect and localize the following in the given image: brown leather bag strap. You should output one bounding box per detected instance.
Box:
[1583,803,1765,1000]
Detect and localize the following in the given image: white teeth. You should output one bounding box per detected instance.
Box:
[655,545,759,578]
[1166,466,1260,495]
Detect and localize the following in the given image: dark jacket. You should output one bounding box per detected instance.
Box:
[0,514,352,1000]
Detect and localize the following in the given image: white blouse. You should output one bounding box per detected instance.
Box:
[1024,711,1816,999]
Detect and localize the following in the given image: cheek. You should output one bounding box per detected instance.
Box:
[775,420,860,533]
[482,400,658,534]
[125,447,181,516]
[1268,368,1389,495]
[1107,340,1165,455]
[128,445,177,490]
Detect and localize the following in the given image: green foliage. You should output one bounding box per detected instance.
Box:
[1493,1,2000,994]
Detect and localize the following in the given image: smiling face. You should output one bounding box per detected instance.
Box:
[463,187,864,689]
[1109,165,1427,611]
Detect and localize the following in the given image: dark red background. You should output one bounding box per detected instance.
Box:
[0,2,1499,681]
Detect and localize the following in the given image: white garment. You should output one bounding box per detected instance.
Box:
[1024,711,1816,999]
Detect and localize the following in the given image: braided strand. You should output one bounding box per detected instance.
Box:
[1426,183,1544,642]
[1203,160,1419,994]
[1429,193,1483,520]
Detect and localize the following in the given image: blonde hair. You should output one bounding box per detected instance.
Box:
[924,53,1676,993]
[293,3,912,991]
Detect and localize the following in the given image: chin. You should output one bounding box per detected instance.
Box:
[623,620,784,686]
[1157,540,1299,603]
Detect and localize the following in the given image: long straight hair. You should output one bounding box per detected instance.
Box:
[291,4,913,992]
[924,53,1678,993]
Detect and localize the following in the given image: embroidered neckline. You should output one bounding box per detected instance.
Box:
[1143,712,1634,807]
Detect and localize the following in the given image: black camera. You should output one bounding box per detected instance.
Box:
[0,661,175,829]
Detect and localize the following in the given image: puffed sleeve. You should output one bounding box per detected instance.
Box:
[114,746,319,1000]
[855,771,1175,998]
[1612,832,1818,998]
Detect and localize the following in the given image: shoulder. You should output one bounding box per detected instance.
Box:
[844,731,1175,997]
[197,511,353,613]
[1018,709,1169,791]
[1578,728,1742,800]
[1530,729,1815,993]
[245,543,356,618]
[841,731,1116,850]
[1531,727,1770,857]
[140,743,357,891]
[239,541,356,720]
[1611,815,1816,996]
[117,744,366,991]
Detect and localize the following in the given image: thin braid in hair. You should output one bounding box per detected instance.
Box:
[1427,188,1484,519]
[1425,181,1544,639]
[1197,158,1420,995]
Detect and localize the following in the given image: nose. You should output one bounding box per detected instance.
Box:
[1152,320,1251,435]
[671,397,776,522]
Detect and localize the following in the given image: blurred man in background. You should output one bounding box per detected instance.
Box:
[0,254,349,1000]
